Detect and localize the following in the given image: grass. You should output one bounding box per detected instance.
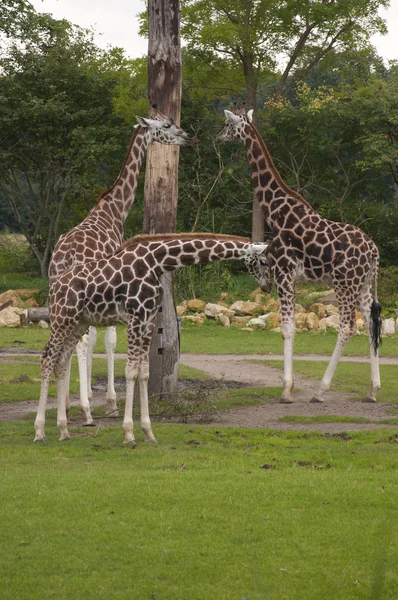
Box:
[2,321,398,356]
[260,360,398,404]
[1,421,398,600]
[0,357,209,404]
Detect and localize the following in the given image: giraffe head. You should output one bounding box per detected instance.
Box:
[216,103,254,143]
[244,243,272,294]
[135,109,196,147]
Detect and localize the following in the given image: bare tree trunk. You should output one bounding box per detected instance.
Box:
[144,0,182,399]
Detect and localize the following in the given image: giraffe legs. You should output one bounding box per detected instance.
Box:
[359,288,380,403]
[76,332,94,426]
[86,326,97,401]
[104,326,118,415]
[310,293,356,403]
[277,281,296,403]
[123,318,156,445]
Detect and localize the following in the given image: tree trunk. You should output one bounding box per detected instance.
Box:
[144,0,182,399]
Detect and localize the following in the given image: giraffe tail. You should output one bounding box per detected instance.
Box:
[370,253,382,353]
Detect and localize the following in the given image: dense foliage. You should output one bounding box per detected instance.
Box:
[0,0,397,277]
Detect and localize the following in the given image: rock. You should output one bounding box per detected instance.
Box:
[246,317,265,329]
[205,303,234,319]
[37,320,49,329]
[181,314,205,324]
[382,318,395,335]
[295,313,308,331]
[318,291,338,306]
[25,298,39,308]
[295,304,306,314]
[13,288,40,299]
[0,290,24,308]
[231,316,252,326]
[248,287,262,299]
[262,298,279,312]
[262,312,281,329]
[324,304,339,317]
[0,307,21,327]
[229,300,263,316]
[186,299,206,313]
[176,305,186,316]
[309,303,327,319]
[306,289,334,300]
[248,288,267,304]
[356,318,365,330]
[306,312,320,331]
[319,315,340,331]
[218,314,230,327]
[219,292,229,301]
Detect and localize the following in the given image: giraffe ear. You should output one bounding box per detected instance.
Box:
[224,110,241,125]
[135,116,152,128]
[247,109,254,123]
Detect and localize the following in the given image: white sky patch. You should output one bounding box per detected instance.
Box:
[30,0,397,63]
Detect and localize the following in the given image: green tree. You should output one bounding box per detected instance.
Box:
[0,13,131,276]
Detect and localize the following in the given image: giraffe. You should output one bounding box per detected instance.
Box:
[34,233,269,444]
[48,107,195,426]
[217,105,382,404]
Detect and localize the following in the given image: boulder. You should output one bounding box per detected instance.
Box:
[218,314,231,327]
[295,304,306,314]
[176,305,186,316]
[219,292,229,302]
[231,316,252,327]
[13,288,40,299]
[324,304,339,317]
[356,318,365,331]
[0,307,20,327]
[309,303,327,319]
[262,312,281,329]
[382,318,395,335]
[263,298,279,312]
[306,312,320,331]
[229,300,263,316]
[25,297,39,308]
[295,313,308,331]
[205,303,235,319]
[318,315,340,331]
[246,317,265,329]
[38,319,49,329]
[318,291,338,306]
[181,314,205,324]
[0,290,24,308]
[248,288,267,304]
[186,299,206,313]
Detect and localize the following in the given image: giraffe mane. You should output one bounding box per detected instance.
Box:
[118,233,252,252]
[94,125,143,206]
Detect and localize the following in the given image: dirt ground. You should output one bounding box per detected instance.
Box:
[0,351,397,433]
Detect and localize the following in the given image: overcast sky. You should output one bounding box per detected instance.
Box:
[30,0,398,63]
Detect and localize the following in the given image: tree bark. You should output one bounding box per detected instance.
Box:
[144,0,182,399]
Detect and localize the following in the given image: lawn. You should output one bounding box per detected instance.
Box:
[1,421,398,600]
[2,321,398,356]
[260,360,398,405]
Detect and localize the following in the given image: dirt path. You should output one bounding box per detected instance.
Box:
[1,351,397,433]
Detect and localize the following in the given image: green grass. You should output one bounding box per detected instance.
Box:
[279,415,371,424]
[0,357,210,403]
[1,421,398,600]
[261,360,398,404]
[3,322,398,356]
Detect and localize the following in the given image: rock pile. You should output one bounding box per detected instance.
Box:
[0,289,39,328]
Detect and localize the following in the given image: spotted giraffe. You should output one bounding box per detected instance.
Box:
[217,105,382,404]
[35,234,269,443]
[49,108,195,426]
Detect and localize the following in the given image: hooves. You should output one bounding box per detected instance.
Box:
[124,439,138,447]
[33,436,48,443]
[362,396,377,403]
[310,396,324,404]
[279,397,293,404]
[82,421,96,427]
[145,438,158,445]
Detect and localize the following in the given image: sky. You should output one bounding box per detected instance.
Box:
[30,0,398,64]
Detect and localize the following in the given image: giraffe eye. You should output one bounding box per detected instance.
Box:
[164,124,171,129]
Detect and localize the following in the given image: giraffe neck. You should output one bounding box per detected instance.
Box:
[91,126,150,229]
[120,234,254,277]
[243,124,315,229]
